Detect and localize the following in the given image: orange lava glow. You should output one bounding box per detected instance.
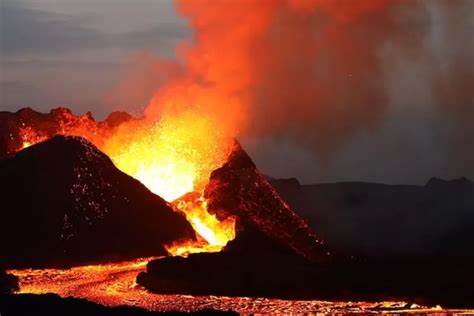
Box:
[102,111,236,255]
[18,126,48,150]
[102,111,232,202]
[17,109,237,256]
[8,259,465,314]
[167,193,235,256]
[15,0,430,260]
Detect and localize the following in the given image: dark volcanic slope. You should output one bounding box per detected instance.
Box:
[0,136,194,268]
[137,142,331,298]
[271,177,474,258]
[204,142,330,264]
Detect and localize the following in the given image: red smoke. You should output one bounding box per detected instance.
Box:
[141,0,428,150]
[113,0,472,167]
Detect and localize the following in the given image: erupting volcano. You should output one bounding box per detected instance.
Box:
[1,0,473,314]
[102,112,237,256]
[6,108,238,257]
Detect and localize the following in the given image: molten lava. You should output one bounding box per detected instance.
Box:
[17,109,237,256]
[18,126,48,150]
[103,111,232,201]
[8,259,449,314]
[102,111,236,255]
[167,193,235,256]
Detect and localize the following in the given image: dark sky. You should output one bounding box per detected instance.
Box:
[1,0,473,184]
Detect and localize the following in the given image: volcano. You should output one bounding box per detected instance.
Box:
[1,107,240,256]
[0,108,331,270]
[0,108,332,296]
[0,135,194,268]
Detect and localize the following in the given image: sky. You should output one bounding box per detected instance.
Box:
[0,0,473,184]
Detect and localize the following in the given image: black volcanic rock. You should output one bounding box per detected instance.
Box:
[0,271,18,294]
[204,142,330,264]
[137,225,326,298]
[137,142,331,298]
[0,136,194,268]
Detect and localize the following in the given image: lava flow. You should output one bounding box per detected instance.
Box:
[8,259,454,314]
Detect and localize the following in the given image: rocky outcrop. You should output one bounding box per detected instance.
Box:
[204,142,331,264]
[0,136,194,268]
[0,271,18,294]
[137,226,324,298]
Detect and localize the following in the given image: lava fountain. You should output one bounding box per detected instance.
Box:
[16,108,237,257]
[102,110,237,255]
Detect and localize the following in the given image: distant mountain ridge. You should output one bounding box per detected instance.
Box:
[270,176,474,258]
[0,136,194,268]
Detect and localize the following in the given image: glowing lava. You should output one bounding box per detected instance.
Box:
[102,110,236,255]
[8,259,454,314]
[18,126,48,150]
[103,111,232,201]
[167,193,235,256]
[17,109,237,256]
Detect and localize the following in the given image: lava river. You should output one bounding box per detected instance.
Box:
[8,259,469,314]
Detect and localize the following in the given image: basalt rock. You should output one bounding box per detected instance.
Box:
[204,142,331,264]
[137,225,327,298]
[0,271,18,294]
[0,136,194,268]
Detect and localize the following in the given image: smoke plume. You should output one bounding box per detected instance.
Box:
[130,0,472,174]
